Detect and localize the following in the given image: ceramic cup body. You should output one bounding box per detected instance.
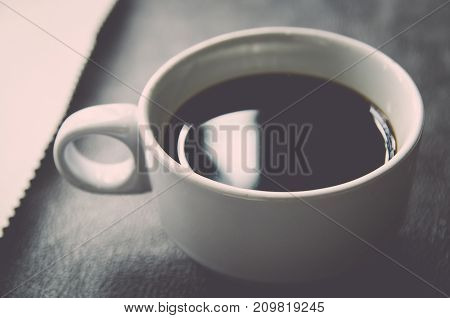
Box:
[54,27,423,282]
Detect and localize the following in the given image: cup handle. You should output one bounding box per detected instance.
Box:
[53,103,151,194]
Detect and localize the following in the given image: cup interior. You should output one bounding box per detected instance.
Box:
[141,28,423,193]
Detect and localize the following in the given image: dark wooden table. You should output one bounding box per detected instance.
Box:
[1,0,449,297]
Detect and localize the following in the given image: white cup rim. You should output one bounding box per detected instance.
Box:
[138,27,424,200]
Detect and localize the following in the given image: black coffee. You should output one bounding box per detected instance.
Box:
[163,73,396,191]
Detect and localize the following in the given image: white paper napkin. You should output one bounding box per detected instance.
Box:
[0,0,117,237]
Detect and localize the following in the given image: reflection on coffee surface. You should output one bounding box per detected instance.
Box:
[163,73,396,191]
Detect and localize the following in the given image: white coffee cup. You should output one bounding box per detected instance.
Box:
[53,27,423,282]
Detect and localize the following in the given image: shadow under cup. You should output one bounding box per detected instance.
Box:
[140,29,423,281]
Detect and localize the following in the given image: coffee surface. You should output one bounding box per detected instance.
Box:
[163,73,396,191]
